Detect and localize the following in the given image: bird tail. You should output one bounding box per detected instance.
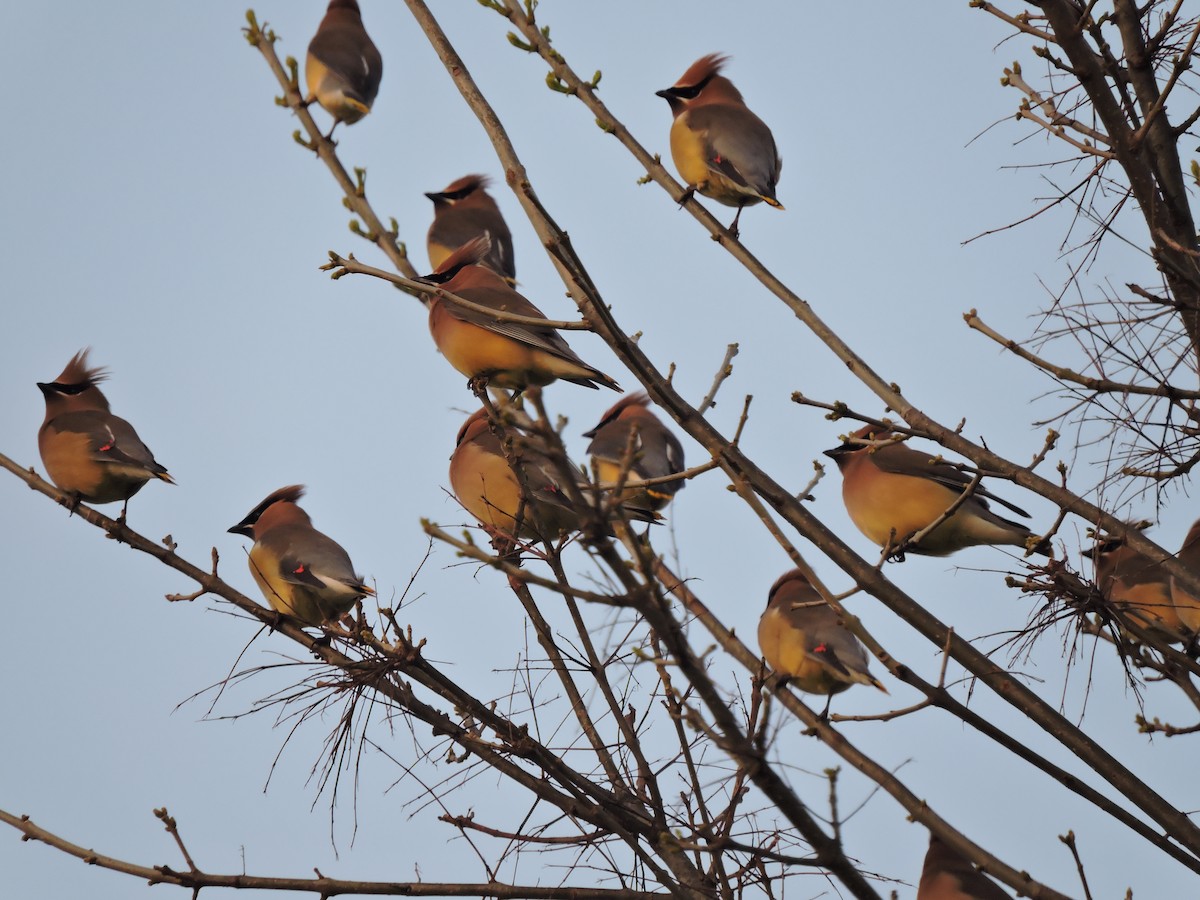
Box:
[761,196,785,210]
[566,370,622,392]
[1026,534,1054,557]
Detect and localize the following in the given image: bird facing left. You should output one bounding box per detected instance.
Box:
[228,485,375,627]
[37,348,174,516]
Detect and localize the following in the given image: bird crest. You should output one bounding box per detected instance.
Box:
[675,53,729,89]
[583,392,652,437]
[230,485,307,535]
[427,234,494,280]
[429,173,490,202]
[49,348,108,390]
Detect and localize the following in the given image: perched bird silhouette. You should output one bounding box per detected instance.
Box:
[37,349,173,515]
[426,174,515,282]
[824,425,1046,558]
[917,834,1011,900]
[757,569,887,710]
[583,393,685,512]
[1092,533,1188,643]
[305,0,382,140]
[656,53,782,237]
[1171,517,1200,635]
[449,409,655,544]
[228,485,374,627]
[424,236,619,393]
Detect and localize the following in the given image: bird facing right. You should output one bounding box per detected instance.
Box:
[305,0,383,139]
[656,53,782,236]
[1092,533,1188,643]
[917,834,1011,900]
[1171,517,1200,634]
[757,568,886,699]
[228,485,374,627]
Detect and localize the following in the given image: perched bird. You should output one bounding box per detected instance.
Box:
[757,569,886,706]
[449,409,656,544]
[1093,533,1187,642]
[917,834,1010,900]
[823,425,1045,558]
[656,53,782,236]
[305,0,382,140]
[37,349,173,514]
[1171,518,1200,635]
[426,174,515,282]
[583,393,685,512]
[424,236,619,392]
[228,485,374,627]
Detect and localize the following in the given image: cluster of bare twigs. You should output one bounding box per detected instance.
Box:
[973,0,1200,501]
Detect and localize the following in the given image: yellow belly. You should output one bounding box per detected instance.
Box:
[40,429,146,503]
[757,608,847,696]
[669,115,763,207]
[1112,580,1186,641]
[1172,581,1200,634]
[247,546,351,625]
[305,56,370,123]
[843,471,957,545]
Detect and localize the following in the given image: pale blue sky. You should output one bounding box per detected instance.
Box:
[2,2,1196,897]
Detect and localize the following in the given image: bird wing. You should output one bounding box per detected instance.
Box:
[430,213,515,281]
[54,410,168,477]
[265,527,365,592]
[588,421,684,486]
[871,444,1031,519]
[444,285,592,367]
[309,22,382,103]
[688,104,781,200]
[787,603,876,686]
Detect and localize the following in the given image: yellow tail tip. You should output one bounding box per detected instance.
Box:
[763,197,785,210]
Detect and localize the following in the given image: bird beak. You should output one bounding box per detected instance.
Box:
[654,88,672,99]
[227,522,253,537]
[424,191,441,202]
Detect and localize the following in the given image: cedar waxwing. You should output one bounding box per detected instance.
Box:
[37,349,173,513]
[426,174,516,282]
[917,834,1011,900]
[583,392,685,512]
[449,409,655,544]
[305,0,382,140]
[228,485,374,626]
[656,54,782,236]
[1093,534,1188,642]
[1170,518,1200,634]
[757,569,887,701]
[425,236,619,393]
[823,425,1047,558]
